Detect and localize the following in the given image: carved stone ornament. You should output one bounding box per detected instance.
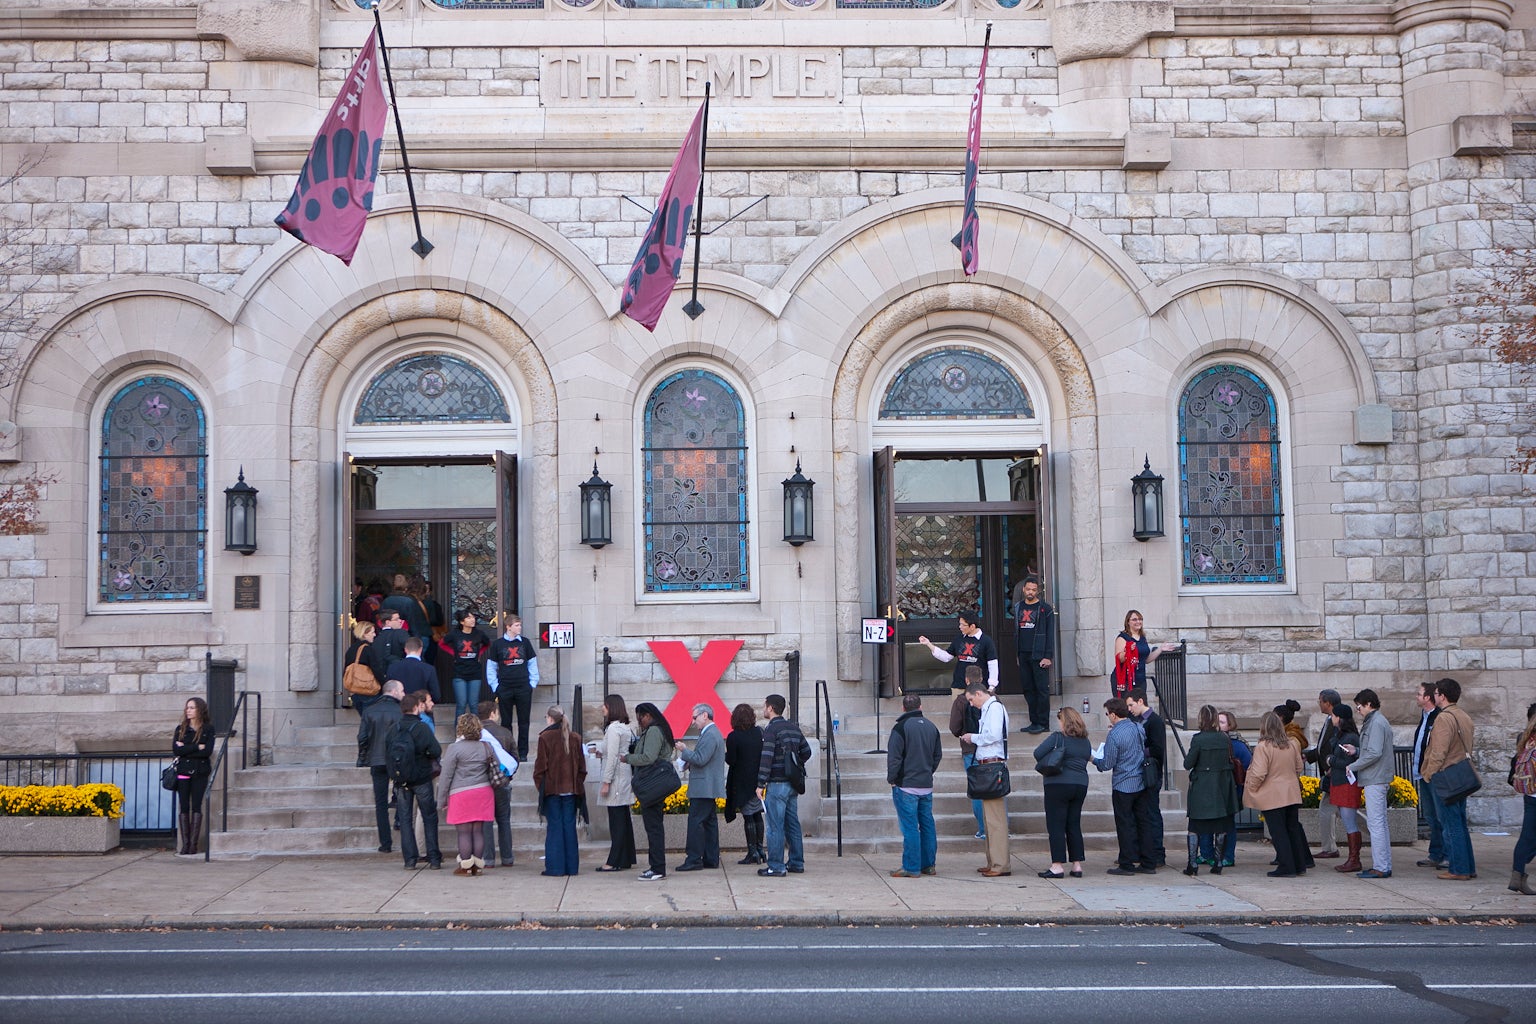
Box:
[1050,0,1173,65]
[197,0,322,67]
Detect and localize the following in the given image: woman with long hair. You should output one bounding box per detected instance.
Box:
[725,703,766,864]
[533,704,586,876]
[595,694,637,872]
[624,702,676,881]
[1199,710,1250,868]
[1181,704,1238,876]
[442,609,491,725]
[1112,610,1178,699]
[437,713,496,876]
[1328,703,1364,873]
[1035,706,1092,879]
[1244,710,1311,877]
[171,697,214,856]
[1509,702,1536,895]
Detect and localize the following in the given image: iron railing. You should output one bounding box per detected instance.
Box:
[1150,642,1187,729]
[812,678,844,857]
[0,753,176,833]
[785,649,800,723]
[202,690,263,861]
[601,646,611,699]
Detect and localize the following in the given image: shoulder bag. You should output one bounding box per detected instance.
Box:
[342,645,380,697]
[1227,738,1247,789]
[160,764,179,791]
[967,706,1011,799]
[1511,740,1536,795]
[483,741,510,791]
[1034,734,1065,777]
[1428,714,1482,804]
[631,735,682,806]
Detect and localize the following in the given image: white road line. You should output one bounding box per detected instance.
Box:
[3,984,1536,1001]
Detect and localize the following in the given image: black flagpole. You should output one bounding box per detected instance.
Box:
[682,82,711,321]
[371,3,432,258]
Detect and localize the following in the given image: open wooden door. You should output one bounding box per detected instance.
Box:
[1037,444,1059,694]
[494,451,519,627]
[338,452,356,706]
[872,446,897,697]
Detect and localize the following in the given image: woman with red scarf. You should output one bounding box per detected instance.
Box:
[1113,609,1178,698]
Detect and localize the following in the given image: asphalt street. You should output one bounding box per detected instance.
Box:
[0,924,1531,1024]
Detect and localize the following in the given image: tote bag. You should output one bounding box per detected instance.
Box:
[632,758,681,807]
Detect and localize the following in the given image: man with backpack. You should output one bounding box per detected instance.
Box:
[887,694,943,878]
[756,693,812,878]
[357,680,404,854]
[389,690,443,870]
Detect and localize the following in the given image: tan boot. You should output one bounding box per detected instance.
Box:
[1334,832,1362,873]
[469,856,484,877]
[453,856,473,876]
[1511,871,1536,895]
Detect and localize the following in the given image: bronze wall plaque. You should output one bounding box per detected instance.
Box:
[234,574,260,610]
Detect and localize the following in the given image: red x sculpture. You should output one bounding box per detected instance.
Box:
[647,639,743,738]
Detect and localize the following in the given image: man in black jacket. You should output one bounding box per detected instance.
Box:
[387,636,440,703]
[1014,575,1055,734]
[755,694,812,878]
[887,694,943,878]
[357,680,404,854]
[1126,689,1166,867]
[370,610,410,683]
[393,691,443,870]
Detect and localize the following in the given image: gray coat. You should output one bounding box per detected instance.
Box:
[678,722,726,800]
[1351,708,1396,786]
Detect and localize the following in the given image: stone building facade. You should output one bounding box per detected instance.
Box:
[0,0,1532,824]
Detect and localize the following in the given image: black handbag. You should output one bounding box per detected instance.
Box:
[160,764,179,791]
[1034,735,1065,777]
[966,760,1011,800]
[632,758,681,806]
[1140,755,1161,792]
[1428,715,1481,804]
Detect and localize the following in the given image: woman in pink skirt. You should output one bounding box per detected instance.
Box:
[437,713,498,876]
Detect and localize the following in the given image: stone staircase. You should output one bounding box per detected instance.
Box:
[208,700,1187,860]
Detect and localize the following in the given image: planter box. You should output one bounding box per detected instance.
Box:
[0,816,120,855]
[1359,806,1418,847]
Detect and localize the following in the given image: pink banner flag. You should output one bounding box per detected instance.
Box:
[620,100,707,332]
[275,29,388,266]
[954,25,992,276]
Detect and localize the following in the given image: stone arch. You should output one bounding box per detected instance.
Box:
[830,281,1106,681]
[284,289,558,692]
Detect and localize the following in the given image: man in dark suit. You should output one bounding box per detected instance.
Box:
[387,637,439,704]
[1126,689,1166,867]
[370,610,409,683]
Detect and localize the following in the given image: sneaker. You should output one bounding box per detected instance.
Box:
[921,866,938,876]
[973,830,987,839]
[757,867,787,877]
[1357,868,1392,879]
[637,870,666,881]
[890,868,920,878]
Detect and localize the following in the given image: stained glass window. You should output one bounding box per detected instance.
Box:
[99,376,207,603]
[643,369,750,593]
[1178,365,1285,585]
[354,353,509,425]
[879,347,1033,419]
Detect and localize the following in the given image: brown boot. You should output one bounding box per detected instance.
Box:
[186,813,202,856]
[178,813,191,855]
[1334,832,1362,873]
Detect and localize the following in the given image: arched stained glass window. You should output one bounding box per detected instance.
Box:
[642,369,750,593]
[1178,365,1285,585]
[354,353,509,425]
[99,376,207,603]
[879,346,1033,419]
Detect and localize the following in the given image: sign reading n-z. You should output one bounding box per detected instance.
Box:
[541,49,842,105]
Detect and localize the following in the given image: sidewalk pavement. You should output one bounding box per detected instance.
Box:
[2,834,1532,931]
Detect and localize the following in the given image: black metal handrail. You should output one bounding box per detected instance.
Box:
[1146,641,1187,791]
[785,649,800,723]
[812,677,844,857]
[601,646,611,699]
[0,753,175,832]
[202,689,262,861]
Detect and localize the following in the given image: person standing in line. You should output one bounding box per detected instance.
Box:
[357,680,404,855]
[1181,704,1237,877]
[918,609,999,692]
[725,703,766,865]
[444,610,491,725]
[1305,688,1343,859]
[1035,706,1092,879]
[962,679,1011,877]
[1421,677,1478,881]
[675,703,726,871]
[170,697,214,856]
[387,636,439,704]
[1275,699,1307,752]
[1013,575,1054,734]
[476,701,518,868]
[1410,681,1447,870]
[1244,710,1311,878]
[381,573,431,660]
[1125,689,1167,867]
[950,665,988,839]
[344,620,384,712]
[438,712,497,877]
[486,612,539,761]
[1199,710,1250,869]
[1348,688,1395,879]
[1509,702,1536,896]
[1096,697,1155,876]
[1327,704,1364,874]
[595,694,637,873]
[392,691,443,871]
[370,609,410,682]
[532,704,586,877]
[626,702,676,881]
[887,694,943,878]
[756,693,813,879]
[1112,609,1178,700]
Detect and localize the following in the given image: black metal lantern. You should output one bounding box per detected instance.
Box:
[580,460,612,548]
[782,459,815,546]
[1131,455,1164,541]
[224,466,258,555]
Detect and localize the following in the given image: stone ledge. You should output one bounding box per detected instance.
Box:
[0,816,120,855]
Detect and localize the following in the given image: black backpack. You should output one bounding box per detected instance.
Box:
[385,721,421,787]
[781,724,808,796]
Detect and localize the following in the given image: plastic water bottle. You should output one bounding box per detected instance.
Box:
[1081,697,1091,716]
[832,711,841,735]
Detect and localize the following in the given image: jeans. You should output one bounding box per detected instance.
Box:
[683,797,720,868]
[764,781,804,873]
[1019,656,1051,730]
[1317,796,1341,853]
[1199,829,1238,866]
[1417,779,1445,862]
[961,752,985,834]
[1363,783,1392,873]
[396,779,440,867]
[891,787,937,875]
[498,684,535,760]
[369,766,393,849]
[1111,788,1156,869]
[1433,787,1476,877]
[452,676,482,726]
[482,782,513,865]
[1514,795,1536,874]
[542,794,579,875]
[1043,783,1087,864]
